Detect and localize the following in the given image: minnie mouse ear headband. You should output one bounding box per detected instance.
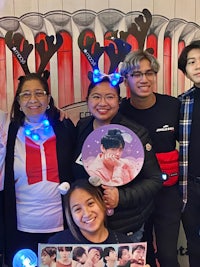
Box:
[78,30,131,87]
[5,31,63,79]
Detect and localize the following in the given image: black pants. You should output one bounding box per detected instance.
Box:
[142,185,182,267]
[182,179,200,267]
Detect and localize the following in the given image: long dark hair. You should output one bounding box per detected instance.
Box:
[10,72,59,126]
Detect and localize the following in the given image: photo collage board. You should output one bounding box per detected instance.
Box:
[38,242,147,267]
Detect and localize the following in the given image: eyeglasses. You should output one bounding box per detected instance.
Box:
[19,90,47,100]
[89,94,118,102]
[128,70,156,80]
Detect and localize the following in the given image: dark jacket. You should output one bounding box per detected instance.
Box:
[73,112,162,234]
[3,116,76,263]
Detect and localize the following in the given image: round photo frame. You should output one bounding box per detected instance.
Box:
[82,124,144,187]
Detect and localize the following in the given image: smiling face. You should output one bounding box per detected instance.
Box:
[185,48,200,87]
[70,188,106,240]
[18,79,50,122]
[132,248,144,262]
[125,58,156,99]
[87,81,120,127]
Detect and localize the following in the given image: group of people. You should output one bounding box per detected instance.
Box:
[0,39,199,267]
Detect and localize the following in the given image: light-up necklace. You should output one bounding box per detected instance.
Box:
[24,119,50,141]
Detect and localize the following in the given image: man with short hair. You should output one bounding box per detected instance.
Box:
[178,40,200,267]
[119,50,182,267]
[131,245,145,267]
[57,247,72,267]
[117,246,131,267]
[103,247,117,267]
[72,246,88,266]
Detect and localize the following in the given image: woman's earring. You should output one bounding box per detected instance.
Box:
[46,105,50,110]
[19,106,22,111]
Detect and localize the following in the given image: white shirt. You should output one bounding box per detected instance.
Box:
[14,125,63,233]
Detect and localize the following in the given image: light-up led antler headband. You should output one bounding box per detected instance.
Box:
[78,30,131,86]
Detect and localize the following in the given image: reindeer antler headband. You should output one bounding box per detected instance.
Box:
[5,31,63,78]
[78,30,131,86]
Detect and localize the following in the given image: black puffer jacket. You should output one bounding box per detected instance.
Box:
[73,112,162,234]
